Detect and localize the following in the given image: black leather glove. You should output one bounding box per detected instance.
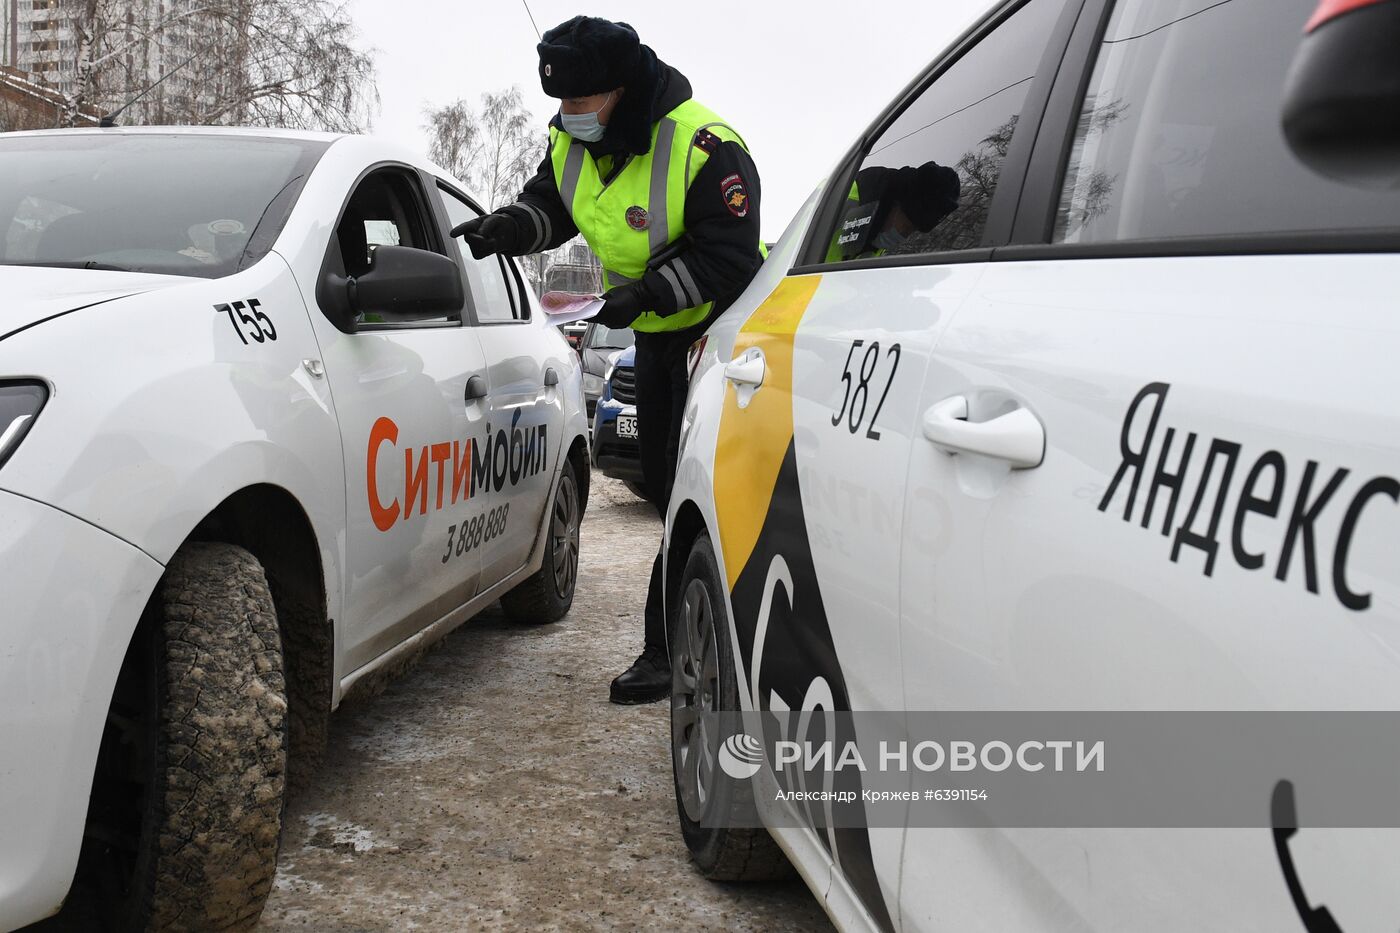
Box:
[450,212,518,260]
[594,285,644,329]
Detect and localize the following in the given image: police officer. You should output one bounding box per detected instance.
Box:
[452,16,764,704]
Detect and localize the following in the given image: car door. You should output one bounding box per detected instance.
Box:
[711,6,1060,928]
[726,0,1077,927]
[434,184,565,590]
[900,0,1400,929]
[300,165,488,675]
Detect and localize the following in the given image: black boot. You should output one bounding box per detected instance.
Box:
[609,645,670,705]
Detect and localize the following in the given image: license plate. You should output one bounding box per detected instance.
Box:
[615,414,638,439]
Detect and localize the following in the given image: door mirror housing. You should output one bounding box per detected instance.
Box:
[351,245,464,321]
[1282,0,1400,188]
[319,245,464,333]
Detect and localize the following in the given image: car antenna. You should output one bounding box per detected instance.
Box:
[99,49,201,127]
[520,0,542,39]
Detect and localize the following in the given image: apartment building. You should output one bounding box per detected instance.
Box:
[2,0,225,124]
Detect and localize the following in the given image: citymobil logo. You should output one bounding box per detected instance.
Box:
[719,733,764,780]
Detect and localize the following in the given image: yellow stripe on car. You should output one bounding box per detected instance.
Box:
[712,274,822,590]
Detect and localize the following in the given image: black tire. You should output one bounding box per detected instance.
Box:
[669,533,792,881]
[109,542,287,931]
[624,480,650,502]
[501,457,582,624]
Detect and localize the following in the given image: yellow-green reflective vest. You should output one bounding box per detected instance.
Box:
[549,98,750,333]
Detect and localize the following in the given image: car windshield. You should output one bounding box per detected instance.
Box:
[586,324,634,349]
[0,133,328,279]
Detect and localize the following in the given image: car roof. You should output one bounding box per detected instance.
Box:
[0,124,495,216]
[0,125,344,143]
[1,124,478,193]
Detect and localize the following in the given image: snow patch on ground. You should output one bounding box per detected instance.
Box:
[302,812,386,853]
[345,720,478,764]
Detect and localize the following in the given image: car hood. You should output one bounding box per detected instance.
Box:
[0,266,188,340]
[583,346,628,376]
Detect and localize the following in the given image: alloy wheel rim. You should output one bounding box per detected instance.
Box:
[671,577,720,822]
[551,471,580,599]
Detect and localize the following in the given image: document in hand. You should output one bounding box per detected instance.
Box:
[541,291,605,325]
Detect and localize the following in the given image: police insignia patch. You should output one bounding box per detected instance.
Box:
[721,173,749,218]
[625,205,649,230]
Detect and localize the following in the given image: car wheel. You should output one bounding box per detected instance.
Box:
[670,533,792,881]
[502,457,581,624]
[89,541,286,931]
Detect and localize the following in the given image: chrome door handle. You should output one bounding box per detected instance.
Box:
[922,396,1045,469]
[723,349,765,410]
[723,355,765,387]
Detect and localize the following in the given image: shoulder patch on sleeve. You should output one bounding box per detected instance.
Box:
[693,129,722,154]
[720,173,750,218]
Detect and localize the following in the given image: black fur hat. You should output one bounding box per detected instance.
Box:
[538,16,642,98]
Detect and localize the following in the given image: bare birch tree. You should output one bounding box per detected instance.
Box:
[200,0,377,130]
[423,98,482,183]
[54,0,376,130]
[426,86,575,295]
[425,87,538,209]
[475,87,539,210]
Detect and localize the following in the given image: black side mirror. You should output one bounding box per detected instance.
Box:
[320,245,464,333]
[351,245,464,320]
[1282,0,1400,188]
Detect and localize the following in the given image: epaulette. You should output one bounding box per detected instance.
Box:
[693,129,722,154]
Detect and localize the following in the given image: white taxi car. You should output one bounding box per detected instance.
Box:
[664,0,1400,930]
[0,128,589,930]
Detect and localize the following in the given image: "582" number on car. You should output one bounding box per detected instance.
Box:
[832,339,901,440]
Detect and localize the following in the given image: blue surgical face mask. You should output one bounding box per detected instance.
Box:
[873,227,908,252]
[560,91,613,142]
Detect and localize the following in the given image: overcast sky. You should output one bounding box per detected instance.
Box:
[344,0,997,240]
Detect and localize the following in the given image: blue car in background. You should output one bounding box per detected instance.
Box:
[579,321,634,424]
[590,345,647,500]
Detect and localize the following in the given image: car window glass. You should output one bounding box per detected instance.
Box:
[436,186,521,323]
[0,134,323,278]
[364,220,400,247]
[335,171,437,277]
[5,196,80,260]
[1055,0,1400,243]
[337,169,454,325]
[585,324,634,350]
[819,0,1067,264]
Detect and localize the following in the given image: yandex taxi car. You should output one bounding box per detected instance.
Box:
[663,0,1400,930]
[0,127,589,930]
